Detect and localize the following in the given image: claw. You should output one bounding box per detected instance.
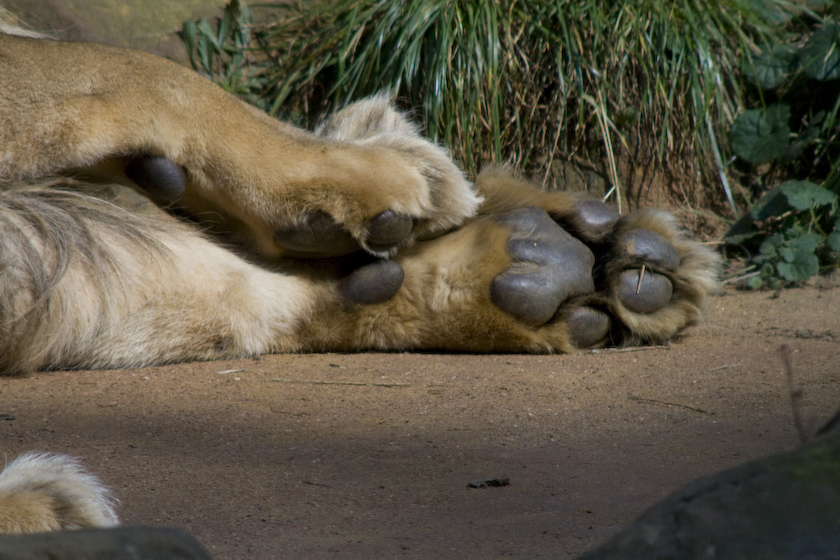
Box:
[274,211,358,258]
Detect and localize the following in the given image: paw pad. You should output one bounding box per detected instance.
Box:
[340,259,404,304]
[574,199,620,238]
[566,306,611,348]
[490,208,595,326]
[617,268,674,313]
[274,211,358,258]
[125,156,186,202]
[618,229,680,269]
[366,210,415,252]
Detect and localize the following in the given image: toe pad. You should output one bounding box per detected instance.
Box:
[125,156,186,202]
[574,199,620,238]
[340,260,405,305]
[274,212,359,258]
[617,268,673,313]
[567,306,611,348]
[619,229,680,269]
[366,210,414,252]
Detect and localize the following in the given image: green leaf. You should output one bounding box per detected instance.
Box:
[746,275,765,290]
[776,251,820,282]
[749,185,791,221]
[181,20,198,69]
[759,234,785,257]
[197,36,212,72]
[197,19,220,49]
[767,276,785,290]
[730,104,791,164]
[774,233,823,281]
[724,227,760,246]
[747,0,797,24]
[826,231,840,252]
[779,180,837,210]
[742,45,795,90]
[784,113,824,160]
[790,233,825,253]
[778,245,796,262]
[799,23,840,81]
[218,7,233,45]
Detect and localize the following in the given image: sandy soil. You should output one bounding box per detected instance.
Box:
[1,282,838,560]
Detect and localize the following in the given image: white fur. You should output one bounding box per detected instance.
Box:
[0,452,119,532]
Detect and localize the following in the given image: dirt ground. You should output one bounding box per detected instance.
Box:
[1,282,838,560]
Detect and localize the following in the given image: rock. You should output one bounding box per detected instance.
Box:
[578,421,840,559]
[0,526,214,560]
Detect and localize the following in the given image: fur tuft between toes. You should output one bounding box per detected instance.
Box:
[0,452,119,534]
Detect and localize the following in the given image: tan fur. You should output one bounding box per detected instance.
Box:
[0,453,118,533]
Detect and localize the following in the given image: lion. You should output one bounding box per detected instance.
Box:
[0,29,719,533]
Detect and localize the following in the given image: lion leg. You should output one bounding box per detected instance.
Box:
[0,453,118,533]
[0,36,479,259]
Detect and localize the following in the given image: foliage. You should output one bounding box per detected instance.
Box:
[181,0,794,211]
[725,17,840,289]
[727,181,839,288]
[180,1,270,110]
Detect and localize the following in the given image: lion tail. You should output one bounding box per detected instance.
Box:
[0,452,119,533]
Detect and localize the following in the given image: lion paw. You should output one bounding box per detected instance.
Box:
[116,96,478,261]
[299,94,480,258]
[484,204,718,349]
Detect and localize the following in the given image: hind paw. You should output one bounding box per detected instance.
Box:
[482,203,719,349]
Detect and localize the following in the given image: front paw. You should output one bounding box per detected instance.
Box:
[331,203,718,353]
[300,94,481,258]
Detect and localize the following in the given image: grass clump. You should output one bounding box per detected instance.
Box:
[183,0,798,214]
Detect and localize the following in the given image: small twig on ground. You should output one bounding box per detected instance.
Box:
[708,363,741,372]
[628,395,708,414]
[721,271,761,286]
[590,344,669,354]
[271,378,410,388]
[301,481,333,488]
[779,344,811,443]
[269,409,307,416]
